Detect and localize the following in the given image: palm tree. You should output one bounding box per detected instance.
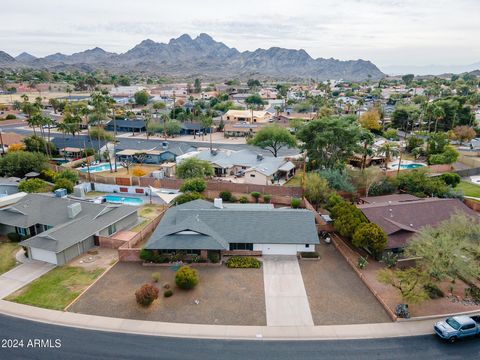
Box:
[57,122,69,161]
[377,142,399,165]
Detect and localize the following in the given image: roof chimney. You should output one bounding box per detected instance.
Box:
[67,203,82,219]
[213,198,223,209]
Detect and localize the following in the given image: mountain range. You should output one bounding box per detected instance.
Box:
[0,33,384,81]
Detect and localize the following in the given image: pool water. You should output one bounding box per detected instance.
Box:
[104,195,144,206]
[399,163,425,169]
[79,163,123,173]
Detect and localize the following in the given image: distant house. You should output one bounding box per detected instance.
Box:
[223,123,261,137]
[116,149,176,165]
[145,199,319,257]
[179,122,212,136]
[105,119,146,133]
[224,109,272,123]
[176,149,295,184]
[0,193,138,265]
[0,177,20,196]
[357,195,478,251]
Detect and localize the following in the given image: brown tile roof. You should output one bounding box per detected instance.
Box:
[1,132,25,146]
[359,194,419,204]
[357,197,478,249]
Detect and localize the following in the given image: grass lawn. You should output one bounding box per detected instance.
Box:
[284,170,303,187]
[139,204,165,219]
[6,266,104,310]
[131,219,148,232]
[458,181,480,198]
[0,242,19,274]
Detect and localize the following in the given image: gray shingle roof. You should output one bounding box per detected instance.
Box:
[145,199,319,250]
[0,194,137,253]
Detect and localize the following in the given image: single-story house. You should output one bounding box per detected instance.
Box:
[224,123,261,137]
[180,122,212,136]
[116,148,176,165]
[106,119,146,133]
[176,149,296,184]
[59,147,84,159]
[0,193,138,265]
[357,194,478,251]
[0,177,20,197]
[145,199,319,256]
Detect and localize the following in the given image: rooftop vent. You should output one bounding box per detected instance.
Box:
[256,154,264,161]
[67,203,82,219]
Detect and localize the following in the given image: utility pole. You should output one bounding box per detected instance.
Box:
[0,128,4,156]
[113,107,117,172]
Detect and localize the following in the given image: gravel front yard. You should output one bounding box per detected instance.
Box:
[69,262,266,325]
[300,243,391,325]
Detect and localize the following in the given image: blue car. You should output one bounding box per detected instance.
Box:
[434,315,480,343]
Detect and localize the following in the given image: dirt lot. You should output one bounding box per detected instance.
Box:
[69,262,266,325]
[300,243,391,325]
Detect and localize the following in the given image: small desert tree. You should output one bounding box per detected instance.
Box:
[135,283,159,306]
[377,268,429,304]
[353,222,387,254]
[180,178,206,193]
[247,124,297,157]
[303,172,331,209]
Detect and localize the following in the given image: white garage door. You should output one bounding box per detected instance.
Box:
[30,248,58,265]
[260,244,298,255]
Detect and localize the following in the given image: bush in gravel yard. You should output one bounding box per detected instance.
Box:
[465,285,480,302]
[424,283,444,299]
[226,256,261,268]
[239,196,248,203]
[381,251,398,268]
[208,251,220,263]
[135,283,159,306]
[164,289,173,297]
[174,192,203,205]
[5,114,16,120]
[54,178,74,194]
[151,272,161,283]
[175,266,199,289]
[7,232,21,242]
[140,249,154,262]
[250,191,261,203]
[219,190,233,202]
[300,252,319,259]
[291,197,301,208]
[263,194,272,203]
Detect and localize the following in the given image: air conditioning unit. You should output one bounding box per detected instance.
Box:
[54,188,67,198]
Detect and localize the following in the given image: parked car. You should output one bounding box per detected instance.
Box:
[434,315,480,342]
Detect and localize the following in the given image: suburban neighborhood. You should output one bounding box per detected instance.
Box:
[1,1,480,359]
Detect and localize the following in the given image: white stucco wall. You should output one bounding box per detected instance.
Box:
[244,170,270,185]
[253,243,314,255]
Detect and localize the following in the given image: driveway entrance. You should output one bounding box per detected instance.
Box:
[263,255,314,326]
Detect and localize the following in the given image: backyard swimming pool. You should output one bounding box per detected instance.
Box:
[104,195,144,206]
[387,161,426,170]
[79,163,124,173]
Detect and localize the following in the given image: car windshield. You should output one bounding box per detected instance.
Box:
[446,318,461,330]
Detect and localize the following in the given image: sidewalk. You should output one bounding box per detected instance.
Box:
[0,261,55,299]
[0,300,437,340]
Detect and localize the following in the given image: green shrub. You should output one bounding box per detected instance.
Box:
[151,272,161,283]
[300,251,319,258]
[424,283,444,299]
[250,191,261,203]
[5,114,16,120]
[164,289,173,297]
[219,190,233,202]
[465,285,480,302]
[263,194,272,203]
[357,256,368,269]
[7,232,21,242]
[381,251,398,268]
[325,192,343,211]
[175,192,203,205]
[180,178,206,193]
[383,128,399,141]
[40,169,57,182]
[208,251,220,263]
[54,178,74,194]
[18,178,50,193]
[140,249,154,262]
[439,173,461,187]
[175,266,199,289]
[226,256,261,268]
[291,197,301,208]
[54,169,79,184]
[135,283,159,306]
[239,196,248,203]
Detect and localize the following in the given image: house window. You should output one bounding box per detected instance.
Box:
[15,227,28,236]
[250,174,255,177]
[305,244,310,248]
[107,223,117,235]
[229,243,253,251]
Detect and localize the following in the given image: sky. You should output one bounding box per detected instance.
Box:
[1,0,479,73]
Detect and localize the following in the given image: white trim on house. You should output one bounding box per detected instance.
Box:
[253,244,313,255]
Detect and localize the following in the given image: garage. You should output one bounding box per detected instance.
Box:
[254,244,298,255]
[30,247,58,265]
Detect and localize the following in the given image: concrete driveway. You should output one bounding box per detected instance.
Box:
[263,256,314,326]
[0,261,55,299]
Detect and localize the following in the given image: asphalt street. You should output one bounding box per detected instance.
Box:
[0,315,479,360]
